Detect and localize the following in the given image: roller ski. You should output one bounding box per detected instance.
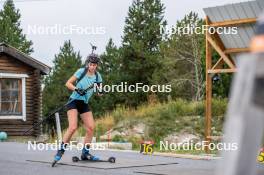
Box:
[72,155,116,163]
[72,148,116,163]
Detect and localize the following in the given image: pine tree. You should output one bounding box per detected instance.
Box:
[90,38,123,115]
[99,38,122,84]
[121,0,166,106]
[0,0,33,54]
[153,12,205,101]
[42,40,82,130]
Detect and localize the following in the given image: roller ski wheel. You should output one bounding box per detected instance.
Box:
[108,157,116,163]
[72,156,80,162]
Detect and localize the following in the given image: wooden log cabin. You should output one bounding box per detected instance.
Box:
[0,43,50,137]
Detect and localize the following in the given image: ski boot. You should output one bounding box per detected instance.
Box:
[51,143,67,167]
[81,147,99,161]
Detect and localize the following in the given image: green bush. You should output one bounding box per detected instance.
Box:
[97,98,228,144]
[112,105,127,124]
[212,98,228,116]
[112,135,126,142]
[128,136,142,150]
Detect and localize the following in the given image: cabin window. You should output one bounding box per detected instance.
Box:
[0,73,27,121]
[0,78,22,115]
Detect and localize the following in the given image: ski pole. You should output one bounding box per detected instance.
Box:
[23,83,95,136]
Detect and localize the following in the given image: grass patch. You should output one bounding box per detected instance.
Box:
[94,98,227,143]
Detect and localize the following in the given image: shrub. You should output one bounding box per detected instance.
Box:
[93,98,228,144]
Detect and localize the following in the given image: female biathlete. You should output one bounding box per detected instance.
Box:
[53,53,103,164]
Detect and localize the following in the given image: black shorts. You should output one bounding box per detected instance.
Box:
[66,99,90,114]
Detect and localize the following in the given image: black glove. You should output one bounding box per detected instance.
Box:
[75,88,86,96]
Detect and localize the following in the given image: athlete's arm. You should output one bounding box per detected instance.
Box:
[65,76,78,91]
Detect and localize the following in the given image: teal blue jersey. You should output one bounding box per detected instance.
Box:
[70,68,102,104]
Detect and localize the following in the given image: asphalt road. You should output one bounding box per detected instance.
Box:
[0,142,263,175]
